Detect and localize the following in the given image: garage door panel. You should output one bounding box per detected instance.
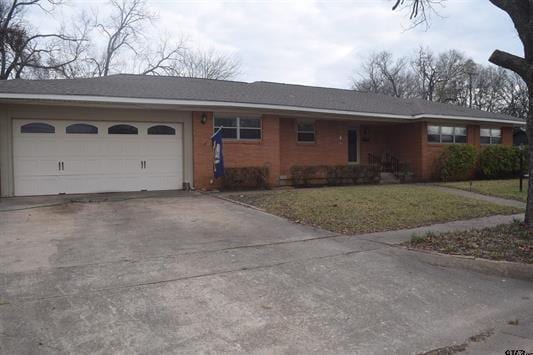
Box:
[60,139,107,156]
[14,138,62,157]
[15,158,59,176]
[145,158,182,175]
[59,174,144,194]
[15,176,60,196]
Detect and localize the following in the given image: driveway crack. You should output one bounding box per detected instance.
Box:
[9,246,384,304]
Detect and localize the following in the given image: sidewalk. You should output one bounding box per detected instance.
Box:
[432,185,526,209]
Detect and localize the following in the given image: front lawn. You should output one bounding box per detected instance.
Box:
[406,221,533,264]
[439,179,527,202]
[227,185,522,234]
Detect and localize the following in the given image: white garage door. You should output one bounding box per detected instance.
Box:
[13,119,183,196]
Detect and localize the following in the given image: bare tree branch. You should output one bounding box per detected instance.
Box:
[0,0,86,79]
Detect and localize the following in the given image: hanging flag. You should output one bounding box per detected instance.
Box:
[212,128,225,178]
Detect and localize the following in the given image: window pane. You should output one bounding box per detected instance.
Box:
[480,136,491,145]
[454,135,467,143]
[214,117,237,127]
[491,128,502,137]
[220,128,237,139]
[491,136,502,145]
[428,134,441,143]
[454,127,467,136]
[428,125,440,135]
[148,125,175,135]
[108,124,138,134]
[441,134,454,143]
[298,132,315,142]
[66,123,98,134]
[297,121,315,132]
[240,118,260,128]
[240,129,261,139]
[21,122,55,133]
[480,128,491,137]
[441,127,454,135]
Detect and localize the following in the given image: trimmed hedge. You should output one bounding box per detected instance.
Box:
[221,166,269,190]
[290,165,380,187]
[436,145,478,181]
[478,145,521,179]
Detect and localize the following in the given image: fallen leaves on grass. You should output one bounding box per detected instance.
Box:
[407,221,533,264]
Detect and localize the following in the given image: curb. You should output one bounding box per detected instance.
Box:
[207,193,268,213]
[404,247,533,282]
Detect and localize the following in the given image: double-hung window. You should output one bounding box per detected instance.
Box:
[214,115,261,140]
[480,128,502,145]
[427,125,467,144]
[297,120,316,142]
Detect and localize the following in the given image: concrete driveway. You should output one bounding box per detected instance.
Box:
[0,192,532,354]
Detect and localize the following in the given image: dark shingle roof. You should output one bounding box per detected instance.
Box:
[0,74,522,123]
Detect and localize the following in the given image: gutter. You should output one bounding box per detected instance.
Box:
[0,93,525,126]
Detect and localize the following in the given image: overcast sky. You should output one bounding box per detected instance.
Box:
[37,0,523,88]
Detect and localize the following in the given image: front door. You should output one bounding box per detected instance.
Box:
[348,129,358,163]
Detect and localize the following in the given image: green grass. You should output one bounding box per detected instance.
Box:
[407,221,533,264]
[228,185,522,234]
[439,179,527,202]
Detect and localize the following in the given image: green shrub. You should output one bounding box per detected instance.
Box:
[478,145,521,179]
[221,166,269,190]
[290,165,380,187]
[436,145,478,181]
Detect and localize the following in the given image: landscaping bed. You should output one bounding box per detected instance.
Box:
[439,179,527,202]
[227,185,522,234]
[406,221,533,264]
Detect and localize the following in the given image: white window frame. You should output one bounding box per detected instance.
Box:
[213,115,262,141]
[427,125,467,144]
[296,120,316,143]
[480,127,502,145]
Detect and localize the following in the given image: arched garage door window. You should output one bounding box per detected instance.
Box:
[21,122,55,133]
[148,125,176,135]
[66,123,98,134]
[108,124,138,135]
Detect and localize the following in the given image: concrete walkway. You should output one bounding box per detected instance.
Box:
[350,213,524,245]
[433,185,526,209]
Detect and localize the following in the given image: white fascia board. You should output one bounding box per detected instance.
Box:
[0,93,525,126]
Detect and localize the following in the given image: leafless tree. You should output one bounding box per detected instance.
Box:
[392,0,533,227]
[58,0,238,80]
[78,0,185,77]
[0,0,86,80]
[352,51,416,98]
[173,48,240,80]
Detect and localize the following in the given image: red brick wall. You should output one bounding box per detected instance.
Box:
[192,112,280,189]
[415,123,513,180]
[279,118,385,175]
[192,111,517,187]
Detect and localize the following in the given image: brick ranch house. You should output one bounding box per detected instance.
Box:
[0,74,525,196]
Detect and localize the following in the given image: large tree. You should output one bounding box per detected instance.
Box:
[0,0,86,79]
[56,0,240,79]
[0,0,241,80]
[393,0,533,228]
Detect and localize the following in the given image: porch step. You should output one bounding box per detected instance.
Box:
[380,172,400,184]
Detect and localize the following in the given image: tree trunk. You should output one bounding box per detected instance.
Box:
[525,85,533,227]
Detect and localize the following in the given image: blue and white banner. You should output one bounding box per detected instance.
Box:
[212,128,225,178]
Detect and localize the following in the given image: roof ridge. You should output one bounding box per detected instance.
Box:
[108,73,250,85]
